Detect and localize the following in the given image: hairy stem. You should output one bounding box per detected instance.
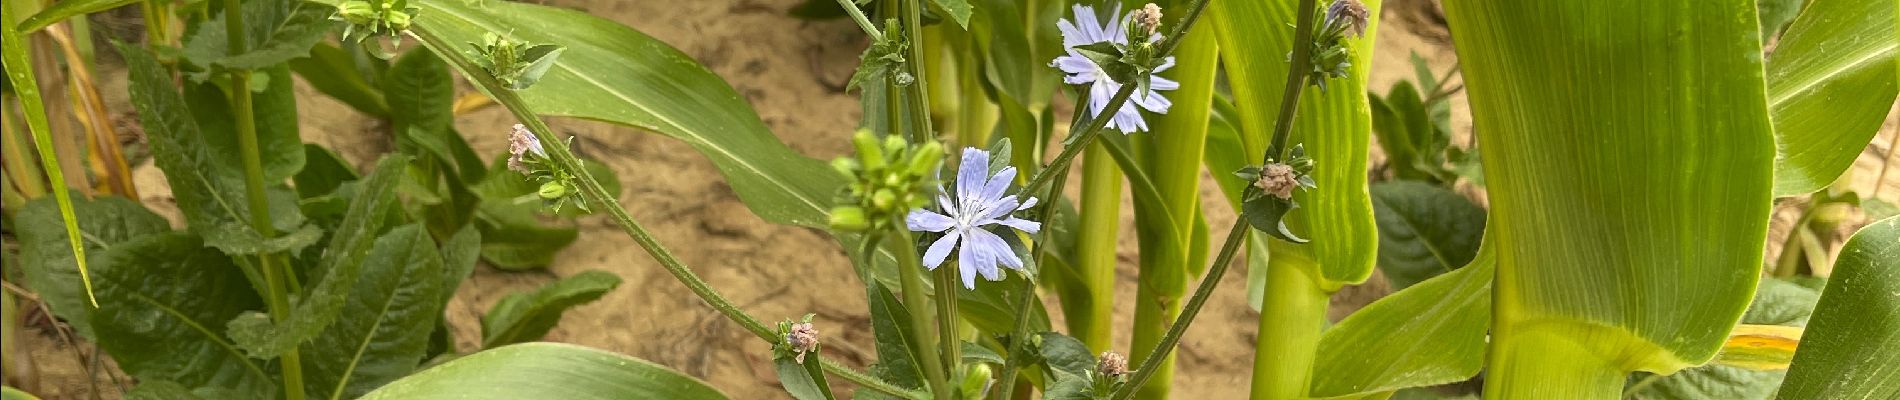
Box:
[409,25,927,400]
[219,1,304,398]
[1113,221,1248,400]
[1265,0,1320,162]
[832,0,884,41]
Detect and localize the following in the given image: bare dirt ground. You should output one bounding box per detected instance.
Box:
[12,0,1898,398]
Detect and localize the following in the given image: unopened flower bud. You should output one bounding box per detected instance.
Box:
[787,322,820,364]
[1098,351,1129,378]
[1135,3,1163,36]
[852,130,887,170]
[1255,163,1299,200]
[907,141,944,176]
[831,158,861,178]
[1325,0,1370,38]
[537,182,567,200]
[828,206,870,231]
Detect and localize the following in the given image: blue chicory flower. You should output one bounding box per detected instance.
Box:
[906,148,1041,289]
[1052,3,1178,134]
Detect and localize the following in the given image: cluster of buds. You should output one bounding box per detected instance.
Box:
[471,33,567,90]
[506,124,590,213]
[333,0,419,50]
[777,314,821,364]
[1305,0,1371,90]
[1236,145,1318,243]
[827,130,944,232]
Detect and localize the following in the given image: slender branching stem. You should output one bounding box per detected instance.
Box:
[992,143,1077,400]
[1110,222,1247,400]
[900,0,933,144]
[1112,0,1326,396]
[1266,0,1321,161]
[832,0,884,42]
[409,25,927,400]
[222,1,304,399]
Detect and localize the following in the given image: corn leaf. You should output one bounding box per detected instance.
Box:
[410,0,842,228]
[1776,216,1900,400]
[3,0,94,306]
[15,0,137,33]
[1442,0,1776,396]
[1765,0,1899,196]
[1309,249,1493,398]
[360,343,729,400]
[1209,0,1380,288]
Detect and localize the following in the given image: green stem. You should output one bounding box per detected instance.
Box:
[932,254,961,380]
[1128,16,1221,399]
[832,0,884,41]
[994,146,1076,400]
[139,0,166,47]
[1265,0,1320,162]
[1112,221,1248,400]
[414,25,927,400]
[1068,145,1121,350]
[900,0,933,143]
[220,1,304,398]
[1240,1,1330,398]
[1246,249,1328,400]
[892,224,953,399]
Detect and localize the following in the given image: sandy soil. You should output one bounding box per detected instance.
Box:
[11,0,1898,398]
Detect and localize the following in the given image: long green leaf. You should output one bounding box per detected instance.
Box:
[1209,0,1380,289]
[303,224,445,400]
[1776,216,1900,400]
[1442,0,1776,396]
[411,0,842,227]
[479,270,622,348]
[227,156,410,358]
[359,342,729,400]
[1309,250,1492,398]
[16,0,138,33]
[181,0,333,69]
[1764,0,1898,196]
[90,233,273,397]
[119,41,317,256]
[3,1,94,307]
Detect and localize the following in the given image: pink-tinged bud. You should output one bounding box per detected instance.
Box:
[1255,163,1299,199]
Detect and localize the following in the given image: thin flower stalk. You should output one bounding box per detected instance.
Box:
[408,24,927,400]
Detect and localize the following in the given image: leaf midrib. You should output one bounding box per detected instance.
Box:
[130,293,271,383]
